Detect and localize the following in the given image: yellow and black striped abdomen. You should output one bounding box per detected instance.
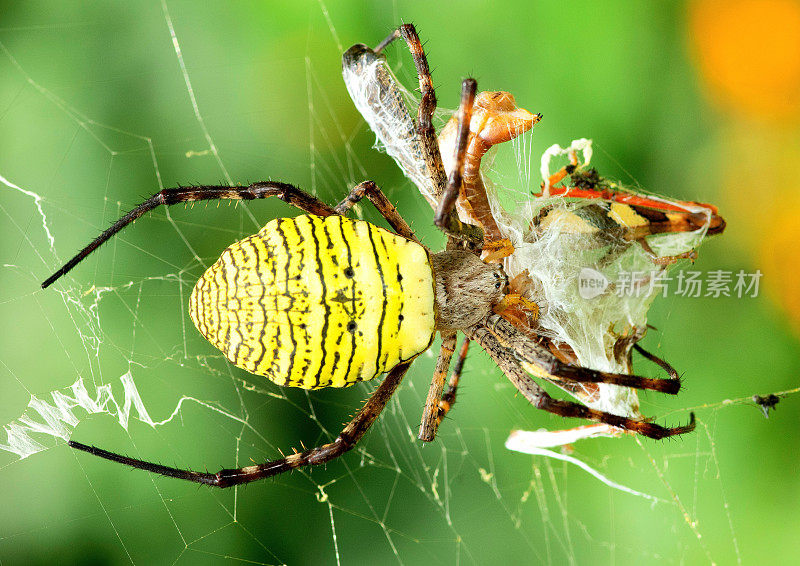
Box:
[189,214,436,389]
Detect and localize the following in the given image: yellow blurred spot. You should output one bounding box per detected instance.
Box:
[710,125,800,334]
[690,0,800,121]
[760,206,800,334]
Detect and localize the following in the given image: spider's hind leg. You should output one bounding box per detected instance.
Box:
[69,360,414,487]
[334,180,419,243]
[41,182,340,288]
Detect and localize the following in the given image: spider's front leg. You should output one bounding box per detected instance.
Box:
[482,314,684,393]
[433,78,481,243]
[469,324,695,439]
[334,180,419,243]
[375,24,483,246]
[438,90,541,247]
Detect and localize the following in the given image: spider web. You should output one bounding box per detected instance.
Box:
[2,2,798,564]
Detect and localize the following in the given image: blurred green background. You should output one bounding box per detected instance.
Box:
[2,1,799,564]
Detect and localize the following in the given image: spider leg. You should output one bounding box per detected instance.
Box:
[480,314,683,394]
[42,179,422,289]
[436,336,470,427]
[433,79,486,243]
[374,24,444,199]
[633,343,679,379]
[69,360,413,487]
[376,24,483,245]
[334,180,419,243]
[469,325,695,439]
[418,332,456,442]
[41,182,338,289]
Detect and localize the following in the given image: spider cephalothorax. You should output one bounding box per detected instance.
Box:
[44,24,698,489]
[431,250,507,331]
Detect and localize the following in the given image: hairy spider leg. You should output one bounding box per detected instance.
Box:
[375,23,483,245]
[632,343,681,380]
[334,180,419,244]
[469,324,696,439]
[418,332,457,441]
[70,361,413,487]
[436,336,471,426]
[435,79,477,234]
[482,314,684,394]
[42,182,337,289]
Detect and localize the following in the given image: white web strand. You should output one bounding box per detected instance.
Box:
[0,372,249,461]
[161,0,232,187]
[0,173,55,253]
[505,432,664,503]
[1,373,149,459]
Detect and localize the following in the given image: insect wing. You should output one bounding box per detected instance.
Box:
[342,44,440,207]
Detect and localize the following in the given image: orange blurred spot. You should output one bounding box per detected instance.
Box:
[690,0,800,121]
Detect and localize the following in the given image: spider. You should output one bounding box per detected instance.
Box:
[42,24,694,488]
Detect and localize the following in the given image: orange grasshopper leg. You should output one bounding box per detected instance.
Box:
[481,237,516,263]
[493,292,540,331]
